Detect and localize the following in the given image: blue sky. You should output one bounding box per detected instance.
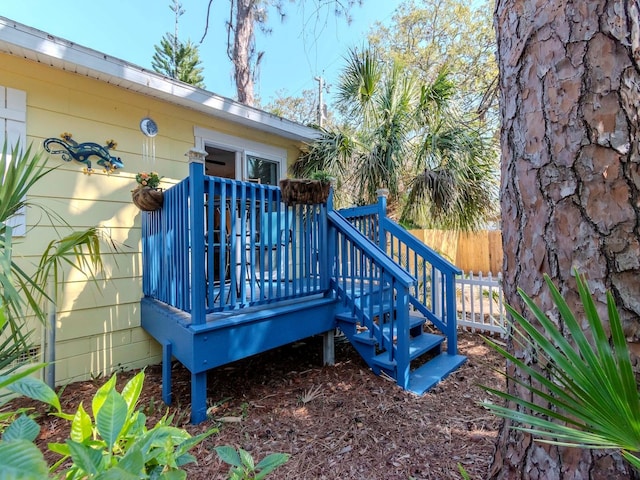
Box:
[1,0,399,105]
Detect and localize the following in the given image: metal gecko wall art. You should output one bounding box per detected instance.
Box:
[43,133,124,174]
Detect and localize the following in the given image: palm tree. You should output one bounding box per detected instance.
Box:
[294,47,498,230]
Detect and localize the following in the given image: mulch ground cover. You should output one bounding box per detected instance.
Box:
[7,330,505,480]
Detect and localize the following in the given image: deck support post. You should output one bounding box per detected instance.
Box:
[190,371,208,424]
[162,341,172,405]
[376,189,388,250]
[322,330,335,365]
[187,149,207,326]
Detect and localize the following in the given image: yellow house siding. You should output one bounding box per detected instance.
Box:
[2,52,306,385]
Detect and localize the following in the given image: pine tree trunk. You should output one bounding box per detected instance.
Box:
[493,0,640,478]
[233,0,256,105]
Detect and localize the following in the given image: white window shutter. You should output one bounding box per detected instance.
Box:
[2,86,27,236]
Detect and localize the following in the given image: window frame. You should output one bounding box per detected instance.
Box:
[194,126,287,184]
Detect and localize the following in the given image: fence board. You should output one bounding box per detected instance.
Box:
[409,229,503,274]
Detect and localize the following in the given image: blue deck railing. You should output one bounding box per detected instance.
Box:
[328,210,416,388]
[340,195,462,354]
[142,162,329,325]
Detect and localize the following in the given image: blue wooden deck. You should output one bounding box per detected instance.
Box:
[141,159,465,423]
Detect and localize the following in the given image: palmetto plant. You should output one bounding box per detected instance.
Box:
[483,272,640,468]
[294,47,498,230]
[0,142,102,348]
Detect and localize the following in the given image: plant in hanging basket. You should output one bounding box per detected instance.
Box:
[279,172,332,205]
[132,171,163,211]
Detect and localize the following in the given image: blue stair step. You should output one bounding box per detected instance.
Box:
[371,333,444,370]
[408,353,467,395]
[335,311,358,323]
[380,315,427,338]
[352,331,377,345]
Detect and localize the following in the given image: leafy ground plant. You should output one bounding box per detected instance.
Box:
[215,445,289,480]
[483,271,640,468]
[0,368,216,479]
[46,370,217,479]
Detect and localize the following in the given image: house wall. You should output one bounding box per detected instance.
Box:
[1,53,304,384]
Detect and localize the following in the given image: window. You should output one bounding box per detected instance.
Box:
[1,86,27,236]
[194,127,286,185]
[246,155,279,186]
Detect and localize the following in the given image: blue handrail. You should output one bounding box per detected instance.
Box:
[328,210,415,387]
[340,202,462,355]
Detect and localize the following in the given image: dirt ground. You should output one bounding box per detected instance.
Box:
[7,330,506,480]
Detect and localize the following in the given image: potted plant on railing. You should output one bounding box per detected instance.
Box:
[132,171,163,211]
[279,171,333,205]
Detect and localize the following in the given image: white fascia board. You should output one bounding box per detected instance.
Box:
[0,17,320,143]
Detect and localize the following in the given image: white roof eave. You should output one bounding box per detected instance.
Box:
[0,16,320,143]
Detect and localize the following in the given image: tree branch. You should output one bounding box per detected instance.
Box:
[199,0,215,43]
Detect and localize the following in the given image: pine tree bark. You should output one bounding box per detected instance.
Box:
[233,0,256,106]
[493,0,640,478]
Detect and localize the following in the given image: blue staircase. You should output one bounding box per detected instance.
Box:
[335,291,466,395]
[331,197,466,394]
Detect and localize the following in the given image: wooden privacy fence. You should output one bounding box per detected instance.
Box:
[410,229,503,275]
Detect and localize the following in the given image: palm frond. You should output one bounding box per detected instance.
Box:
[482,272,640,466]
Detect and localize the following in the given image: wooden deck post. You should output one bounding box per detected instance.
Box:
[376,188,388,251]
[187,149,207,326]
[322,330,335,365]
[162,341,172,405]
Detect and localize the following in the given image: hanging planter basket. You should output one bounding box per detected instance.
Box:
[279,179,330,205]
[132,186,164,211]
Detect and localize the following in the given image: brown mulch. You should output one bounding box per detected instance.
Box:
[6,331,505,480]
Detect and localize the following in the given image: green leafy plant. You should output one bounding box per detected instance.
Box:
[0,312,60,479]
[483,271,640,468]
[215,445,289,480]
[46,370,217,479]
[309,170,332,184]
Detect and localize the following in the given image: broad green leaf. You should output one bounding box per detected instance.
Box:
[66,439,103,476]
[157,470,187,480]
[96,389,127,450]
[47,441,71,456]
[215,445,242,467]
[0,365,46,391]
[4,374,61,412]
[255,453,290,479]
[92,374,117,418]
[175,452,196,467]
[94,467,140,480]
[116,444,145,476]
[2,414,40,442]
[239,448,254,469]
[0,439,49,480]
[70,403,93,443]
[121,371,145,415]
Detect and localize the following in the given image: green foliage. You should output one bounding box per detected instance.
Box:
[47,371,217,479]
[294,47,498,229]
[0,141,103,338]
[369,0,498,122]
[309,171,332,184]
[215,445,289,480]
[152,33,206,88]
[0,317,59,479]
[483,271,640,469]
